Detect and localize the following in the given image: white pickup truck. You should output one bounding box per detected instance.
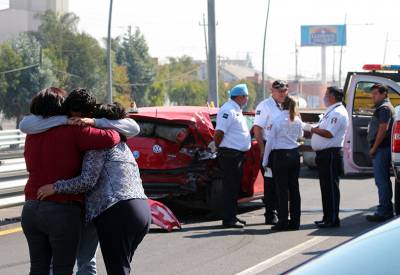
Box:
[302,65,400,177]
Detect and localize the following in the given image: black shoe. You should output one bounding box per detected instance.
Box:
[316,220,340,228]
[265,215,279,225]
[287,223,300,231]
[222,221,244,229]
[236,217,247,226]
[366,214,393,222]
[271,223,288,231]
[314,220,325,225]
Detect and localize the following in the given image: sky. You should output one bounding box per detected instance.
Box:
[43,0,400,80]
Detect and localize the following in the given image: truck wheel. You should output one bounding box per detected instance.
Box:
[206,179,224,218]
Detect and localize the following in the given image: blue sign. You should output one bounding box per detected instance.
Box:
[301,25,346,46]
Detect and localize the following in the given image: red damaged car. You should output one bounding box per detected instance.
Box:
[126,106,264,212]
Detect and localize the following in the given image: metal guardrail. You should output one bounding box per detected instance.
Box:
[0,129,26,149]
[0,130,27,207]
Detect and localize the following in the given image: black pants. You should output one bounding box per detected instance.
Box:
[396,179,400,216]
[272,148,301,226]
[316,147,342,223]
[21,200,82,275]
[218,148,245,223]
[261,151,278,219]
[94,199,151,275]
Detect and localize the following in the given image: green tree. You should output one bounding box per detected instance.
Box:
[0,43,21,98]
[114,26,155,106]
[32,11,107,99]
[169,81,208,106]
[0,34,56,126]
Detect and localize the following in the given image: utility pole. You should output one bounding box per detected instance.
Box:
[261,0,271,99]
[106,0,114,104]
[338,14,346,88]
[332,47,336,83]
[295,41,299,81]
[321,46,327,85]
[199,13,208,63]
[383,32,389,64]
[207,0,218,107]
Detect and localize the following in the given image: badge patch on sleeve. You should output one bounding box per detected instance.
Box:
[256,110,261,115]
[331,117,337,124]
[223,113,229,119]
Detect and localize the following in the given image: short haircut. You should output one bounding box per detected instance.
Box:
[63,88,96,117]
[94,102,127,141]
[230,95,239,100]
[93,102,127,120]
[370,84,389,95]
[327,86,344,102]
[30,87,67,118]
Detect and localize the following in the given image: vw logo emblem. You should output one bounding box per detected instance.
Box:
[153,144,163,154]
[132,151,140,159]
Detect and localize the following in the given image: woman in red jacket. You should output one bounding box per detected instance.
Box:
[21,87,120,275]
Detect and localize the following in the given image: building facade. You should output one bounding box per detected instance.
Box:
[0,0,68,42]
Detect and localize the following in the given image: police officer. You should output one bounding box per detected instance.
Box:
[214,84,251,228]
[263,96,303,231]
[366,84,395,222]
[254,80,288,225]
[303,86,349,228]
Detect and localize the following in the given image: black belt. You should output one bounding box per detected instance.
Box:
[316,147,341,154]
[218,147,245,158]
[273,147,299,152]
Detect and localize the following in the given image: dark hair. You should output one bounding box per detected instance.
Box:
[30,87,67,118]
[371,84,389,97]
[63,88,97,117]
[282,96,297,121]
[94,102,128,141]
[93,102,127,120]
[327,86,344,102]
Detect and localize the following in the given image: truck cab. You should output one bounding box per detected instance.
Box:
[343,65,400,175]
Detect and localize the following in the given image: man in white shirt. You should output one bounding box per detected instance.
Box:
[214,84,251,228]
[303,87,349,228]
[253,80,288,225]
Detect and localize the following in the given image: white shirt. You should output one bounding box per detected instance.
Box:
[216,100,251,152]
[311,103,349,151]
[262,112,303,167]
[253,97,282,141]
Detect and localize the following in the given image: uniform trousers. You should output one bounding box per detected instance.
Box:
[261,151,278,219]
[272,148,301,226]
[315,147,342,223]
[218,147,246,223]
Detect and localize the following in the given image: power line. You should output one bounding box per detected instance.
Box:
[0,64,39,75]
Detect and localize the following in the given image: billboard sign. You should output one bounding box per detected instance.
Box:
[301,25,346,46]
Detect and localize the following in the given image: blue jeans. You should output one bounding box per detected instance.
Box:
[372,146,394,217]
[76,222,99,275]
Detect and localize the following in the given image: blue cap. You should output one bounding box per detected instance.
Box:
[229,84,249,97]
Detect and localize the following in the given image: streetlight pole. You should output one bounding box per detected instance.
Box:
[338,14,346,88]
[261,0,271,99]
[207,0,218,107]
[106,0,114,104]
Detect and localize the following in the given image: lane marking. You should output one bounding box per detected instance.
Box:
[236,236,329,275]
[0,226,22,236]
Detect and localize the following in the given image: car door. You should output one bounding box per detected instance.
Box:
[344,75,400,174]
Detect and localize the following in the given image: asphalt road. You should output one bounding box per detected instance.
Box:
[0,168,393,275]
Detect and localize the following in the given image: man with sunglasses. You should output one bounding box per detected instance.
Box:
[254,80,288,225]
